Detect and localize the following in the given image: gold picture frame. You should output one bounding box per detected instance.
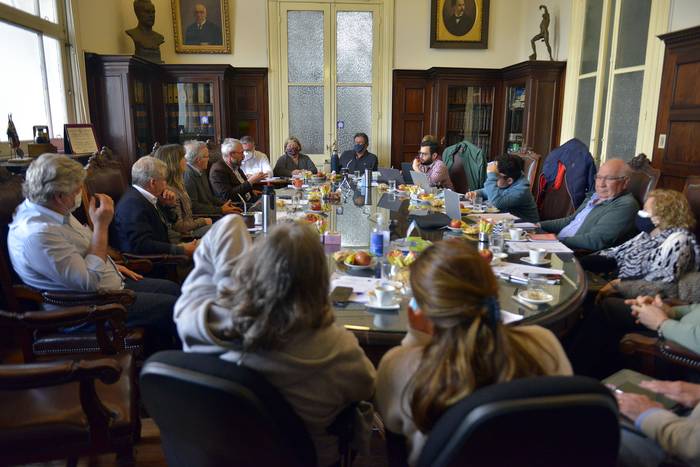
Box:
[431,0,489,49]
[171,0,231,54]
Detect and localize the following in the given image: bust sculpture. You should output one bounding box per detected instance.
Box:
[125,0,164,63]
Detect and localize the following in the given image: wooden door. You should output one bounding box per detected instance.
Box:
[391,72,433,169]
[653,26,700,191]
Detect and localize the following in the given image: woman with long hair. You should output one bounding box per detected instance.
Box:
[376,240,571,464]
[174,218,375,467]
[154,144,212,240]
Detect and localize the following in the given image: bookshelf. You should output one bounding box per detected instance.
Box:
[504,84,526,153]
[163,82,217,143]
[445,85,494,156]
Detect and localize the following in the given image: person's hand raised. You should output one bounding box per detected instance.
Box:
[89,194,114,229]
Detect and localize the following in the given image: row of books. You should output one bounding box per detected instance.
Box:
[165,109,215,131]
[447,106,492,133]
[133,81,148,105]
[163,83,214,105]
[448,87,493,105]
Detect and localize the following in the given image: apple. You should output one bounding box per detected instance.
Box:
[478,248,493,263]
[317,171,325,178]
[310,201,322,211]
[354,251,372,266]
[449,219,461,229]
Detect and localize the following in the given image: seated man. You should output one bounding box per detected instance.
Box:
[412,140,454,189]
[539,159,639,251]
[7,153,180,353]
[339,132,378,173]
[112,156,197,256]
[209,138,263,204]
[617,378,700,467]
[183,140,240,217]
[467,154,539,223]
[240,135,273,179]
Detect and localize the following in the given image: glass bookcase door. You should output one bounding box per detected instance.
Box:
[445,85,494,156]
[132,79,153,157]
[164,82,216,143]
[504,84,526,153]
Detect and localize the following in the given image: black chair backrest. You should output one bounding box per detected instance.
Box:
[627,153,660,206]
[417,375,620,467]
[140,350,317,467]
[0,168,25,311]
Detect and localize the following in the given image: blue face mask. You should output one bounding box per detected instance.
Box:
[354,143,366,153]
[635,210,655,233]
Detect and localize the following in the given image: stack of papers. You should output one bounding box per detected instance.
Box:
[467,213,519,222]
[506,241,573,253]
[331,273,382,304]
[492,262,564,277]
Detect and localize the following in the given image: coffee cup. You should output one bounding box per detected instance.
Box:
[509,228,524,241]
[240,213,255,228]
[374,285,396,306]
[254,212,263,225]
[529,248,547,264]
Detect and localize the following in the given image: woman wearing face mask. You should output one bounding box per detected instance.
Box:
[273,136,318,178]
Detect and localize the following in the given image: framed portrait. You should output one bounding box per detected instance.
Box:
[171,0,231,54]
[431,0,489,49]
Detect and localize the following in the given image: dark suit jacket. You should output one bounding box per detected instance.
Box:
[444,13,474,36]
[208,160,254,203]
[184,164,223,216]
[339,150,379,172]
[111,187,183,255]
[184,20,222,45]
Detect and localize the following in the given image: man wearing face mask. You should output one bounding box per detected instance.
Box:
[240,135,273,180]
[339,133,378,173]
[411,140,453,189]
[273,136,318,178]
[8,154,182,354]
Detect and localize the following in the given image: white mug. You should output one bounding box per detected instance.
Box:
[254,212,263,225]
[509,228,524,241]
[374,285,396,306]
[529,248,547,263]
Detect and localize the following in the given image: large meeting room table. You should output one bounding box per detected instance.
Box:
[271,180,586,364]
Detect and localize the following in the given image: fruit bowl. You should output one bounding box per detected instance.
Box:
[343,251,376,269]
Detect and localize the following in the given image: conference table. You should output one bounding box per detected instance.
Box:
[275,182,586,363]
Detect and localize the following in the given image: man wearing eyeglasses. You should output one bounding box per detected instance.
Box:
[209,138,263,205]
[466,154,539,223]
[412,141,454,189]
[539,159,639,251]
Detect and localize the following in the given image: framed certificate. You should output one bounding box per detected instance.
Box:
[64,124,99,155]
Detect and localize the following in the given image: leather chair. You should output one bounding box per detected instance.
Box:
[620,333,700,380]
[140,350,317,467]
[627,153,660,206]
[683,176,700,240]
[0,165,144,361]
[511,149,542,195]
[0,304,140,465]
[415,376,620,467]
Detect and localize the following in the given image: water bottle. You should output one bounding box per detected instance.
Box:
[370,224,384,258]
[330,148,340,173]
[262,185,276,233]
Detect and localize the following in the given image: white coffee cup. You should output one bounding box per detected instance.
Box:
[509,228,524,241]
[254,212,263,225]
[374,285,396,306]
[529,248,547,264]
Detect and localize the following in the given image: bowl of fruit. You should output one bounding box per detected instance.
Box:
[343,251,376,270]
[447,219,467,232]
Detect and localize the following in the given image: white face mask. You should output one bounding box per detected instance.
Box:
[243,150,253,159]
[71,192,82,212]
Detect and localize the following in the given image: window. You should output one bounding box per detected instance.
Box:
[0,0,73,142]
[561,0,669,162]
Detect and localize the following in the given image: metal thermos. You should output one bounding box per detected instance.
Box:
[262,185,276,233]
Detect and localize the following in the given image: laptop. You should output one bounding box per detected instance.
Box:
[400,162,414,185]
[410,170,431,192]
[444,189,461,220]
[378,168,404,185]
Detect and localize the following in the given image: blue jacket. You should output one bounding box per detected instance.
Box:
[477,172,540,223]
[541,138,596,208]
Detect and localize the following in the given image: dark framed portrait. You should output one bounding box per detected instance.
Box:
[431,0,489,49]
[171,0,231,54]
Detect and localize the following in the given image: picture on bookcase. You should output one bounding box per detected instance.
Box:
[171,0,231,54]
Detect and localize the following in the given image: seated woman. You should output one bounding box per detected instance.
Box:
[584,189,699,298]
[375,240,571,465]
[174,217,375,467]
[154,144,213,241]
[273,136,318,177]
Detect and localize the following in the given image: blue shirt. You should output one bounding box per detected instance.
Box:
[558,193,601,239]
[477,172,539,223]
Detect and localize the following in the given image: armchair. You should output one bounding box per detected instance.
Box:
[620,333,700,380]
[510,148,542,195]
[683,176,700,240]
[628,153,660,206]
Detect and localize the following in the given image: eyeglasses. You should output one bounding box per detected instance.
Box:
[417,152,431,157]
[595,175,628,182]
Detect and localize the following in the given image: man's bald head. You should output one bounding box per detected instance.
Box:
[595,158,631,200]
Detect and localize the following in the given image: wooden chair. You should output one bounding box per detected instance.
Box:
[683,175,700,240]
[620,333,700,380]
[627,153,660,206]
[0,303,140,466]
[511,149,542,194]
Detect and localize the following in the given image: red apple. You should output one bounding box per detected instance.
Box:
[354,251,372,266]
[449,219,461,229]
[478,248,493,263]
[310,201,322,211]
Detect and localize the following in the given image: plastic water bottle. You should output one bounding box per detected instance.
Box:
[330,148,340,173]
[370,214,389,257]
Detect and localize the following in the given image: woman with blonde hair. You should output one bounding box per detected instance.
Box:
[153,144,212,240]
[273,136,318,177]
[375,240,571,465]
[175,218,375,467]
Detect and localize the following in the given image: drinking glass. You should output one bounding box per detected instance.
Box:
[489,232,504,255]
[527,274,548,295]
[388,179,397,192]
[474,194,483,211]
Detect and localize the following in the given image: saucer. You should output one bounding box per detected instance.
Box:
[490,253,508,265]
[518,290,553,304]
[521,257,550,266]
[366,299,401,310]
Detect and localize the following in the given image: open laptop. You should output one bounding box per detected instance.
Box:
[410,170,431,192]
[444,189,461,220]
[378,168,404,185]
[400,162,414,185]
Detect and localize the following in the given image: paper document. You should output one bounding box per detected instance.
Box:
[331,273,381,304]
[468,213,519,222]
[513,222,538,229]
[492,262,564,277]
[506,241,573,253]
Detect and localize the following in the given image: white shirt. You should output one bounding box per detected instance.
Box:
[132,184,158,206]
[7,200,124,293]
[240,150,273,178]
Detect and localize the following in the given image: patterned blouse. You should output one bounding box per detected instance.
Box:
[599,228,700,282]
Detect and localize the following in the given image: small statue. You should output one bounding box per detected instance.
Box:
[125,0,164,63]
[6,114,23,158]
[529,5,554,61]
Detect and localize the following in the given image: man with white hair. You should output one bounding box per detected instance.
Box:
[112,156,198,257]
[8,153,180,353]
[182,140,240,216]
[209,138,263,204]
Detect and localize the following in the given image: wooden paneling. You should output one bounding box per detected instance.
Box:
[391,72,433,168]
[230,68,269,156]
[652,26,700,189]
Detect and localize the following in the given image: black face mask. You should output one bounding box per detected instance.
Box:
[635,211,655,233]
[354,143,366,153]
